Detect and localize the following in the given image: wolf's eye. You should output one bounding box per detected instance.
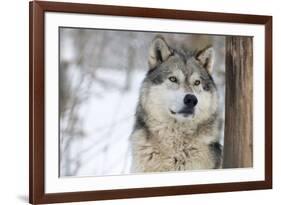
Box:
[168,76,178,83]
[194,80,201,86]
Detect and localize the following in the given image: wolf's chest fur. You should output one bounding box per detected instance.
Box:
[131,120,220,172]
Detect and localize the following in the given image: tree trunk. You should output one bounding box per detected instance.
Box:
[223,36,253,168]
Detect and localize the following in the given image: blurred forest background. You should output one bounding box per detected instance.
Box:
[59,27,225,177]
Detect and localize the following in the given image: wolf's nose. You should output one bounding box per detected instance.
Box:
[184,94,198,108]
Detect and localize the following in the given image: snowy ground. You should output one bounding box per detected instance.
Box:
[60,68,146,177]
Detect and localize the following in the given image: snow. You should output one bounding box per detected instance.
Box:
[61,68,146,177]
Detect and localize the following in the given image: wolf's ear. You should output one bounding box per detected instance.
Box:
[148,36,172,69]
[196,46,215,73]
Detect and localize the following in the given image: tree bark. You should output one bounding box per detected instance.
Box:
[223,36,253,168]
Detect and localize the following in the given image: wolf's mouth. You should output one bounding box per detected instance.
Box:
[169,109,176,115]
[169,108,194,117]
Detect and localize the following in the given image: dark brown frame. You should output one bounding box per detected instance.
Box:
[29,1,272,204]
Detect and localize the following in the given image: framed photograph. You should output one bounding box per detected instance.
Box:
[29,1,272,204]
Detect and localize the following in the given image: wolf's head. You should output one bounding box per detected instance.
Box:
[140,36,218,125]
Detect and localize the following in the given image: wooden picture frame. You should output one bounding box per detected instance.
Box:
[29,1,272,204]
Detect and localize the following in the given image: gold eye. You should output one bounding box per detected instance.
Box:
[168,76,178,83]
[194,80,201,86]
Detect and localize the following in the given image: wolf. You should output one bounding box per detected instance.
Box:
[130,36,222,172]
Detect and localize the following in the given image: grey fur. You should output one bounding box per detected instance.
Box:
[209,142,223,168]
[130,36,222,173]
